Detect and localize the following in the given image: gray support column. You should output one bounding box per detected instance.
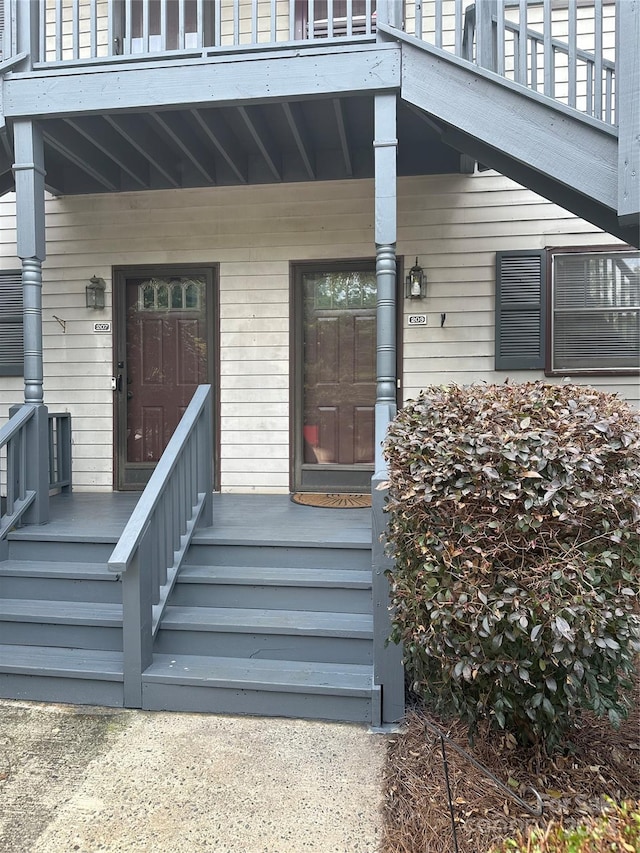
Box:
[13,120,49,524]
[371,92,404,725]
[374,92,398,469]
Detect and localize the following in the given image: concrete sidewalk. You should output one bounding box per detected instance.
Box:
[0,699,386,853]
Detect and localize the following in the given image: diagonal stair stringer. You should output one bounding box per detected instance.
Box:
[379,25,636,246]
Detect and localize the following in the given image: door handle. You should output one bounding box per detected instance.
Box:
[116,374,123,393]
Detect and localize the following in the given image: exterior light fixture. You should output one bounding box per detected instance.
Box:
[86,275,106,309]
[405,258,426,299]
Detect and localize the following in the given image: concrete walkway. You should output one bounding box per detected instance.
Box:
[0,699,386,853]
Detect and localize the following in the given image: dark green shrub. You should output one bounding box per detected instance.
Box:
[490,799,640,852]
[383,382,640,750]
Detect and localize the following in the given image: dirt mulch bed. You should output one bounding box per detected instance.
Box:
[380,692,639,853]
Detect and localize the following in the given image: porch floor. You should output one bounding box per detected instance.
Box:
[8,492,372,547]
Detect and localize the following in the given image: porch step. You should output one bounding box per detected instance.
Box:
[0,643,124,707]
[0,559,121,603]
[155,605,373,664]
[172,564,372,612]
[0,598,123,650]
[142,654,372,722]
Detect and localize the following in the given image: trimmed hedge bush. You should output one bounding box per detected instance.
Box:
[383,382,640,750]
[490,799,640,853]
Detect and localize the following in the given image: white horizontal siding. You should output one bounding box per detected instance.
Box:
[1,171,636,493]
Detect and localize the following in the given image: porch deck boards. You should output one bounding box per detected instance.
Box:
[8,492,372,547]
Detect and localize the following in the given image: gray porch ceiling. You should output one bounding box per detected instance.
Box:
[0,95,463,197]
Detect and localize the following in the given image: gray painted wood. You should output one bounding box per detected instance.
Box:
[4,45,400,118]
[397,35,619,212]
[282,101,315,179]
[1,491,376,721]
[436,121,638,246]
[141,681,371,722]
[617,0,640,225]
[372,474,404,724]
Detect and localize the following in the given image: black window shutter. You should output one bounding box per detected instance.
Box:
[0,271,23,376]
[495,250,546,370]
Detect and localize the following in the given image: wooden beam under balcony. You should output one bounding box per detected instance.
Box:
[3,45,400,120]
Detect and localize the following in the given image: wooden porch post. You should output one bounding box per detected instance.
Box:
[13,119,49,525]
[371,91,404,726]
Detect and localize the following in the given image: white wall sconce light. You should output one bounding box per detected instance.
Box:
[405,258,426,299]
[86,275,106,309]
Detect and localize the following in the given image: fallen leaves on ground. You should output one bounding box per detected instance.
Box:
[381,687,639,853]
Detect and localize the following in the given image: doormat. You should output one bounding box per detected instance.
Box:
[291,492,372,509]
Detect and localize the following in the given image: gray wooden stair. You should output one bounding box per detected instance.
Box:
[0,518,375,722]
[142,655,373,722]
[0,597,123,649]
[145,536,376,722]
[0,546,125,707]
[0,559,121,601]
[0,644,123,706]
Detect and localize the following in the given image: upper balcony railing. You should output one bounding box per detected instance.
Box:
[1,1,619,126]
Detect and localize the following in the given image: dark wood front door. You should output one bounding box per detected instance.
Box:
[115,266,215,490]
[294,263,377,493]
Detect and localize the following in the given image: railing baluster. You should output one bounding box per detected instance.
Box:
[233,0,240,45]
[289,0,295,40]
[586,59,593,116]
[39,0,46,63]
[496,0,505,76]
[214,0,221,46]
[454,0,463,57]
[518,0,527,85]
[251,0,258,43]
[543,0,553,97]
[197,0,203,48]
[160,0,167,51]
[605,66,613,124]
[271,0,277,43]
[55,0,62,61]
[72,0,79,59]
[567,0,577,108]
[327,0,334,38]
[142,0,150,53]
[178,0,185,50]
[346,0,353,38]
[124,0,132,55]
[594,0,603,120]
[309,0,315,39]
[434,0,441,49]
[90,0,97,58]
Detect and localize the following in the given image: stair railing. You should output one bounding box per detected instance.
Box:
[108,384,214,708]
[401,1,618,127]
[0,404,37,541]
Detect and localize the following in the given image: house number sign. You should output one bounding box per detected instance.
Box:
[407,314,427,326]
[93,322,111,333]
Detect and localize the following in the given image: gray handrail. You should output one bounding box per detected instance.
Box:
[108,384,213,707]
[0,404,36,540]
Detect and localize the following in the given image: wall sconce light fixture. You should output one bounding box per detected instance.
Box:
[86,275,106,310]
[405,258,426,299]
